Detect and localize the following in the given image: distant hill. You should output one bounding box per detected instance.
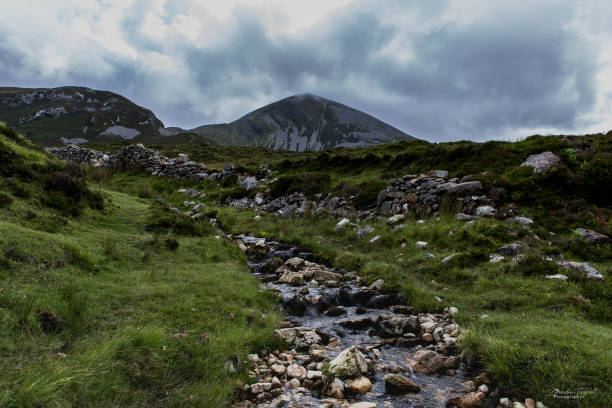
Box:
[0,87,215,146]
[0,88,412,150]
[190,94,414,151]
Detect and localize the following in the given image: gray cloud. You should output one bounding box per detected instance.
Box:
[0,0,610,141]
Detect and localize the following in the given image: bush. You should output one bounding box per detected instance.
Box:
[0,191,13,208]
[145,204,213,237]
[270,172,331,198]
[513,255,559,277]
[353,179,387,209]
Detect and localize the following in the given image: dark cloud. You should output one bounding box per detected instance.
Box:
[0,0,608,141]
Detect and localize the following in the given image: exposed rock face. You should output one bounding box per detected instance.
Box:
[575,228,610,244]
[557,261,604,280]
[520,151,561,174]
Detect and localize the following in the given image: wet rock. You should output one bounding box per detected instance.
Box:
[346,376,373,394]
[575,228,610,244]
[406,350,447,374]
[348,403,377,408]
[376,314,419,337]
[327,378,345,398]
[325,306,347,317]
[283,295,308,316]
[309,345,327,361]
[328,346,368,378]
[368,279,385,291]
[446,391,485,407]
[384,374,421,394]
[286,364,307,380]
[270,364,285,376]
[521,151,560,174]
[557,261,604,280]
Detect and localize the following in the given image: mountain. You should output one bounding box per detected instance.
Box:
[0,88,413,150]
[190,94,414,151]
[0,86,215,146]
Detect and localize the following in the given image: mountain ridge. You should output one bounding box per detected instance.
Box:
[0,86,414,150]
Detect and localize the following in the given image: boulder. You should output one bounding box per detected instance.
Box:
[328,346,368,378]
[520,151,561,174]
[575,228,610,244]
[286,364,307,380]
[387,214,405,224]
[346,376,373,394]
[237,175,258,191]
[499,243,521,256]
[384,374,421,394]
[456,213,475,221]
[557,261,604,280]
[406,350,447,374]
[545,274,568,282]
[377,314,419,337]
[475,206,496,217]
[274,327,324,350]
[507,216,534,226]
[335,218,350,231]
[356,226,374,236]
[446,391,485,408]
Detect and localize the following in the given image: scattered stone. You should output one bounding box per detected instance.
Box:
[387,214,405,224]
[499,243,521,256]
[335,218,350,231]
[423,253,436,259]
[286,364,307,380]
[457,213,475,221]
[545,274,568,282]
[448,306,459,315]
[384,374,421,394]
[520,151,560,174]
[441,253,458,263]
[369,235,381,244]
[489,254,505,263]
[327,377,345,398]
[507,216,534,226]
[356,226,374,236]
[415,241,429,249]
[368,279,385,290]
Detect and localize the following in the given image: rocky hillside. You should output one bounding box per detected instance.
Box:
[190,94,414,151]
[0,86,215,146]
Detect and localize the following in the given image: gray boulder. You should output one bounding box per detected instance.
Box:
[575,228,610,244]
[328,346,368,378]
[557,261,604,280]
[521,152,561,174]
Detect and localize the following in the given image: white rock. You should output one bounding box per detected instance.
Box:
[448,306,459,315]
[369,235,381,244]
[335,218,350,231]
[521,151,561,174]
[387,214,405,224]
[476,205,496,217]
[328,346,368,378]
[415,241,429,248]
[557,261,604,280]
[489,254,505,263]
[545,274,568,282]
[368,279,385,290]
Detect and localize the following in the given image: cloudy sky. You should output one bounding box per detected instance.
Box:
[1,0,611,141]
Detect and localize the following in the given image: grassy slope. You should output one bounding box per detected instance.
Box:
[0,125,282,407]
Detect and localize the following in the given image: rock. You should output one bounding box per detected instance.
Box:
[237,175,258,191]
[478,384,488,393]
[328,346,368,378]
[430,170,449,178]
[368,279,385,290]
[513,403,526,408]
[306,370,323,380]
[448,306,459,315]
[521,151,560,174]
[415,241,429,249]
[348,403,377,408]
[557,261,604,280]
[406,350,447,374]
[326,306,347,317]
[309,344,327,361]
[489,254,505,263]
[346,376,373,394]
[224,163,236,171]
[441,254,458,263]
[369,235,381,244]
[499,243,521,256]
[250,382,272,394]
[476,206,496,217]
[457,213,475,221]
[446,391,485,407]
[328,377,345,398]
[286,364,307,380]
[356,226,374,236]
[499,398,510,407]
[437,181,483,195]
[387,214,405,224]
[274,327,324,350]
[423,253,436,259]
[525,398,535,408]
[377,314,419,337]
[575,228,610,244]
[278,204,296,218]
[246,353,259,363]
[507,216,534,226]
[421,333,434,342]
[384,374,421,394]
[287,378,301,388]
[335,218,350,231]
[270,364,285,375]
[545,274,568,282]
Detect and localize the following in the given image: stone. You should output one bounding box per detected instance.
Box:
[521,151,561,174]
[250,382,272,394]
[421,333,434,342]
[430,170,449,178]
[441,254,458,263]
[478,384,489,393]
[306,370,323,380]
[406,350,447,374]
[507,216,534,226]
[513,403,526,408]
[384,374,421,394]
[446,391,485,408]
[545,274,568,282]
[270,364,285,375]
[422,253,435,259]
[309,345,327,361]
[346,376,373,394]
[224,163,236,171]
[326,306,347,317]
[476,205,496,217]
[448,306,459,315]
[377,314,419,337]
[274,327,324,350]
[348,403,377,408]
[575,228,610,244]
[525,398,535,408]
[557,261,604,280]
[246,354,259,363]
[369,235,381,244]
[368,279,385,290]
[499,398,510,407]
[328,346,369,378]
[335,218,350,231]
[387,214,405,224]
[499,243,521,256]
[457,213,475,221]
[356,225,374,236]
[287,378,301,388]
[278,204,296,218]
[286,364,307,380]
[415,241,429,248]
[489,254,505,263]
[237,175,258,191]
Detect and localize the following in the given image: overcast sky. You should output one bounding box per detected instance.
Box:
[1,0,611,141]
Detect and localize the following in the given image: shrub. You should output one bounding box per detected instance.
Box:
[513,255,559,277]
[353,179,387,209]
[270,172,331,198]
[145,204,213,237]
[0,191,13,208]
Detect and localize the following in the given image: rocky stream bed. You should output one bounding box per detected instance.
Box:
[230,236,516,408]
